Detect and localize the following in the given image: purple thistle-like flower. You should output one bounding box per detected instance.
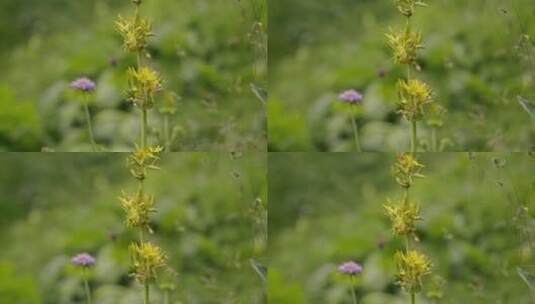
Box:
[338,89,363,104]
[338,261,363,275]
[71,253,96,268]
[70,77,96,92]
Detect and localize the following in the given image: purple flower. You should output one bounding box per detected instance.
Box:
[70,77,96,92]
[71,253,96,268]
[338,261,362,275]
[338,90,363,104]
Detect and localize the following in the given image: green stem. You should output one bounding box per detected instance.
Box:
[431,127,437,152]
[349,104,362,152]
[141,109,148,148]
[411,292,416,304]
[134,3,140,23]
[164,114,171,151]
[164,290,170,304]
[405,236,411,252]
[137,52,142,69]
[350,276,358,304]
[144,282,150,304]
[83,100,97,152]
[411,121,417,153]
[83,269,92,304]
[134,0,146,150]
[404,188,411,252]
[139,228,144,243]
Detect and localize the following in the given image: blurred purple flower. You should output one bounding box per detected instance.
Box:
[338,261,363,275]
[71,253,96,267]
[338,89,363,104]
[70,77,96,92]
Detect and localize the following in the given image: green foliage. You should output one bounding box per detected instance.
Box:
[0,86,42,151]
[268,153,535,303]
[268,0,535,151]
[267,269,305,304]
[0,0,266,151]
[0,262,40,304]
[0,153,267,303]
[267,99,310,151]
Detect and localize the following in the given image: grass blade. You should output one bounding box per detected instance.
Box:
[517,96,535,121]
[517,267,535,290]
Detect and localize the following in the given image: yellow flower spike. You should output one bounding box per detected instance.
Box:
[115,15,153,54]
[127,146,164,181]
[386,26,423,66]
[384,198,421,238]
[119,190,156,233]
[392,153,425,188]
[127,66,163,110]
[130,242,167,284]
[394,250,432,294]
[394,0,428,17]
[396,78,433,123]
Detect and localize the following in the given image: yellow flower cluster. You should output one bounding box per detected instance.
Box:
[386,27,423,66]
[384,198,421,238]
[394,0,428,17]
[130,242,167,284]
[392,153,424,188]
[127,66,163,110]
[395,250,432,293]
[397,79,433,123]
[119,190,155,233]
[127,146,163,181]
[115,15,153,54]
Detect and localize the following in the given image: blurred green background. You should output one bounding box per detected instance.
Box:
[0,152,267,303]
[268,152,535,303]
[268,0,535,151]
[0,0,266,151]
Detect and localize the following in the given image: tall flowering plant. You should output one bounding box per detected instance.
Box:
[119,147,168,304]
[116,0,163,149]
[386,0,442,152]
[384,154,432,304]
